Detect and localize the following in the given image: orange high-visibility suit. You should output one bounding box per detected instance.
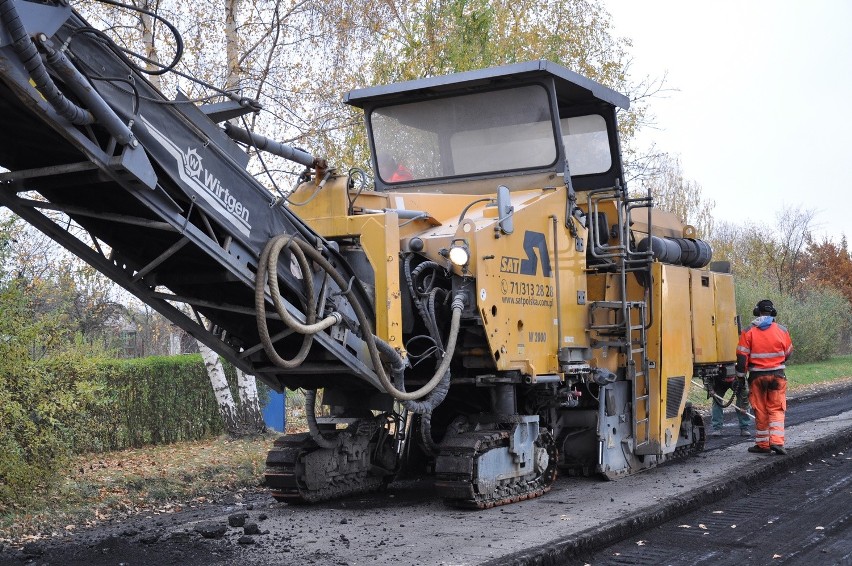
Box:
[736,315,793,453]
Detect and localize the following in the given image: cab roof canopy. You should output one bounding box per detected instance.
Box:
[345,60,630,192]
[344,60,629,111]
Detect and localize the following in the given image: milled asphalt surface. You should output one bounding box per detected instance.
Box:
[3,385,851,566]
[217,400,852,565]
[492,407,852,566]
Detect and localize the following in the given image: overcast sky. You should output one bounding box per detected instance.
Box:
[603,0,851,243]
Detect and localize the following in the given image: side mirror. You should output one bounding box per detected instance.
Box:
[497,185,514,235]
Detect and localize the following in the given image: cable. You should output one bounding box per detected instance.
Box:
[347,168,371,215]
[305,390,338,449]
[71,10,259,110]
[457,197,494,225]
[89,0,184,75]
[90,75,140,115]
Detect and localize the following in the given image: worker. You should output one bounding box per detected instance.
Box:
[377,153,413,183]
[736,299,793,455]
[709,371,750,437]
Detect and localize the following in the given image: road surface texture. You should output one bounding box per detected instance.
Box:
[2,382,851,566]
[564,443,852,565]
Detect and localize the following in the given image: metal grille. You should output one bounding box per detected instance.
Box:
[666,376,686,418]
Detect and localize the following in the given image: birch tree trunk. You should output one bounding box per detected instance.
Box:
[236,368,267,433]
[223,0,244,92]
[199,341,240,435]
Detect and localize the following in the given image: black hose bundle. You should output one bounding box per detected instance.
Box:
[0,0,93,125]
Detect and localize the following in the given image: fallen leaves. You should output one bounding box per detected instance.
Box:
[0,434,276,544]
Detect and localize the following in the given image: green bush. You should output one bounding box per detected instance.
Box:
[0,282,73,509]
[736,278,852,363]
[0,350,229,510]
[64,355,225,452]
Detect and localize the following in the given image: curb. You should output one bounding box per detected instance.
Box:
[486,423,852,566]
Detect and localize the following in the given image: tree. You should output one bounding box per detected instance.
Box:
[635,153,715,237]
[200,341,240,433]
[323,0,650,170]
[708,221,763,276]
[710,208,851,359]
[0,219,83,508]
[199,339,267,437]
[803,234,852,353]
[805,235,852,306]
[78,0,270,434]
[0,216,131,357]
[710,206,817,295]
[760,206,816,295]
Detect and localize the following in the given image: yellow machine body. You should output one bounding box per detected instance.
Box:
[278,61,741,503]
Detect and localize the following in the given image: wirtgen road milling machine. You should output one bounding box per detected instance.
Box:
[0,0,739,509]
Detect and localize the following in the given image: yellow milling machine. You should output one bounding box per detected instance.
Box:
[264,60,740,506]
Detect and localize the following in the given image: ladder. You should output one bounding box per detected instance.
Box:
[586,184,654,452]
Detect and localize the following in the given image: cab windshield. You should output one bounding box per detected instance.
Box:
[371,85,558,184]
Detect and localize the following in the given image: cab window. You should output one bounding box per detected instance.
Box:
[371,85,558,184]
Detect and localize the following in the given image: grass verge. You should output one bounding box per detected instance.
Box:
[0,434,275,545]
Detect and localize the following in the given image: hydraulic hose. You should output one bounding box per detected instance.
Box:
[259,235,341,335]
[385,294,463,403]
[420,413,440,456]
[0,0,94,125]
[378,336,451,415]
[255,235,464,402]
[255,236,319,368]
[304,390,338,449]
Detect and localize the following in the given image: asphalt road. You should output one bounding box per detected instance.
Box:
[3,382,851,566]
[566,440,852,565]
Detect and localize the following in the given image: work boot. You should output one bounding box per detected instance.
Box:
[747,445,770,454]
[740,429,751,437]
[770,445,787,455]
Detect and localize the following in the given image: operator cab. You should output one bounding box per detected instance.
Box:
[344,60,630,194]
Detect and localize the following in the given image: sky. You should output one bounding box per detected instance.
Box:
[602,0,852,243]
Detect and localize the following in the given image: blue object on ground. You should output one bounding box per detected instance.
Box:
[262,390,286,432]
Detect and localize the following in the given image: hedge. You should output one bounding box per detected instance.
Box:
[55,354,228,453]
[0,353,228,509]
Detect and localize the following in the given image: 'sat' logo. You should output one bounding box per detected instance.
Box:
[520,231,551,276]
[499,231,552,277]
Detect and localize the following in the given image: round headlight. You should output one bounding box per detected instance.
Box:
[448,245,470,267]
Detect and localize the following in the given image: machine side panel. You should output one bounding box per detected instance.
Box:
[655,264,694,453]
[714,273,739,362]
[690,269,718,363]
[471,188,589,375]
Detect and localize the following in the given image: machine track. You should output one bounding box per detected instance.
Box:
[435,429,559,509]
[672,406,706,460]
[263,432,387,504]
